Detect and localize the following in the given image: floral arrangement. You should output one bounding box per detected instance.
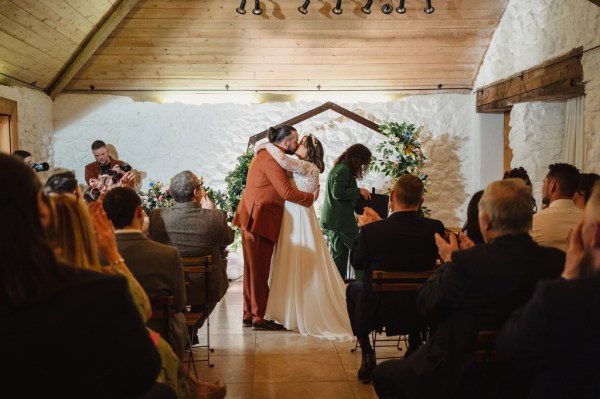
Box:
[371,121,431,216]
[138,180,175,214]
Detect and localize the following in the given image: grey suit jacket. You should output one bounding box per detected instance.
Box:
[115,230,187,359]
[148,201,234,305]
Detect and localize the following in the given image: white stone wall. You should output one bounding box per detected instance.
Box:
[474,0,600,176]
[53,93,477,227]
[509,102,567,207]
[0,85,54,179]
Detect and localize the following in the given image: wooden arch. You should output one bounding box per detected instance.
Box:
[247,101,380,147]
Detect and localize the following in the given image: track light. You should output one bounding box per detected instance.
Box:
[395,0,406,13]
[361,0,373,14]
[298,0,310,14]
[332,0,342,14]
[252,0,263,15]
[424,0,434,13]
[381,1,393,14]
[236,0,247,14]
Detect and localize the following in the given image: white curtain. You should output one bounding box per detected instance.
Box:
[562,96,585,169]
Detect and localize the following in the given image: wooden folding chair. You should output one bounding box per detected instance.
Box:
[148,295,175,343]
[181,255,215,372]
[367,270,432,360]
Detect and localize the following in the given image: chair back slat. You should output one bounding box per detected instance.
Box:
[371,270,433,293]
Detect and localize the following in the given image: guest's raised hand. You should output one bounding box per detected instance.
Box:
[435,232,458,263]
[563,220,584,280]
[458,232,475,250]
[88,201,121,263]
[359,188,371,200]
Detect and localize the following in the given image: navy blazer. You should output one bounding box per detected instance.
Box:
[497,274,600,399]
[350,210,445,335]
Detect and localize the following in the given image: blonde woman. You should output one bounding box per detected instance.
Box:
[47,194,225,399]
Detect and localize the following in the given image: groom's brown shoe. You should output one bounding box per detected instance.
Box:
[252,320,286,331]
[242,319,252,327]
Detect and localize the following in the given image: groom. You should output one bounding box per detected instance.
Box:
[233,125,319,330]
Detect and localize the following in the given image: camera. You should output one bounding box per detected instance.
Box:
[117,164,132,172]
[31,162,49,172]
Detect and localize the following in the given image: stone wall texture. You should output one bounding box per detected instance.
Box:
[53,93,477,228]
[475,0,600,179]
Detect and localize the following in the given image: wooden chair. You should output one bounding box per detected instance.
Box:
[181,255,215,372]
[474,330,499,364]
[148,295,175,344]
[351,270,433,360]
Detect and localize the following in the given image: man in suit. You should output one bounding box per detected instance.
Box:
[371,178,565,399]
[233,125,318,331]
[497,182,600,399]
[84,140,135,186]
[102,186,188,360]
[347,174,445,382]
[320,143,372,280]
[148,170,234,342]
[531,163,582,251]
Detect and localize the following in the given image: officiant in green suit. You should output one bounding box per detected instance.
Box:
[321,144,372,281]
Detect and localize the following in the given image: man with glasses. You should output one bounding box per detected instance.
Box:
[148,170,234,344]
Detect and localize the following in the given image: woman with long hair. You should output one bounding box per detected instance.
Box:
[256,133,353,341]
[46,193,226,399]
[320,143,372,280]
[0,153,164,398]
[461,190,484,245]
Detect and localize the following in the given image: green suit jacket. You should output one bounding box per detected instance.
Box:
[320,161,361,234]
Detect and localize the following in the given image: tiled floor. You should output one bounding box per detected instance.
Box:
[189,281,404,399]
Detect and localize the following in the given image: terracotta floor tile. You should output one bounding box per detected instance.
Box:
[254,353,346,383]
[255,332,338,355]
[253,381,355,399]
[191,355,254,384]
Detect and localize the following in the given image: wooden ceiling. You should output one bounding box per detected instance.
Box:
[0,0,508,96]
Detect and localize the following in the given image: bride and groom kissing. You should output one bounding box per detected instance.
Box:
[233,125,353,339]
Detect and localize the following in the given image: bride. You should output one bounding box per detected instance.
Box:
[260,134,353,341]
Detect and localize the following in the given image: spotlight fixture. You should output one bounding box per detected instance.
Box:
[381,1,393,14]
[332,0,342,14]
[236,0,247,14]
[424,0,434,14]
[361,0,373,14]
[252,0,263,15]
[395,0,406,13]
[298,0,310,14]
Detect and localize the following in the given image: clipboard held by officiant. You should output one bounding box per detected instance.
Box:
[355,188,389,220]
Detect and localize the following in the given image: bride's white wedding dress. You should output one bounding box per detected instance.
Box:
[263,144,353,341]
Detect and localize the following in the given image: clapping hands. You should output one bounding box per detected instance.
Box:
[357,207,381,226]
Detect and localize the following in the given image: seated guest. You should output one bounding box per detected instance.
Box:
[103,187,188,360]
[12,149,33,166]
[84,139,136,186]
[503,166,537,211]
[347,174,445,382]
[461,190,484,245]
[149,170,234,344]
[0,153,166,398]
[531,163,582,251]
[371,178,565,399]
[573,172,600,210]
[497,182,600,399]
[45,170,83,197]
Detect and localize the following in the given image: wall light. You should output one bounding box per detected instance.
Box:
[424,0,434,14]
[236,0,247,14]
[298,0,310,14]
[361,0,373,14]
[332,0,342,14]
[381,1,393,14]
[252,0,263,15]
[395,0,406,13]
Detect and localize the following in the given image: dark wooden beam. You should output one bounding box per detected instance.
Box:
[46,0,140,99]
[588,0,600,7]
[476,47,585,114]
[247,101,380,146]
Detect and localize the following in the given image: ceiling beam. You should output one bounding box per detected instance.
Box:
[46,0,140,99]
[476,47,585,113]
[588,0,600,7]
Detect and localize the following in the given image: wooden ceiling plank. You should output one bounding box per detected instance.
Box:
[0,58,51,88]
[0,31,65,68]
[12,0,91,41]
[0,45,60,79]
[47,0,141,99]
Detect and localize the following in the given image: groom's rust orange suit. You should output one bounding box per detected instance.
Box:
[233,150,314,323]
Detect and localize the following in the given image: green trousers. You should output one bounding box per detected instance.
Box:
[328,230,361,281]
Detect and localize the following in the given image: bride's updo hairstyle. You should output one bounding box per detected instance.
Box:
[303,134,325,173]
[267,125,297,143]
[334,143,372,180]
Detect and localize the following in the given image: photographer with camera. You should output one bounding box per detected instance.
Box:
[12,150,50,173]
[84,140,136,187]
